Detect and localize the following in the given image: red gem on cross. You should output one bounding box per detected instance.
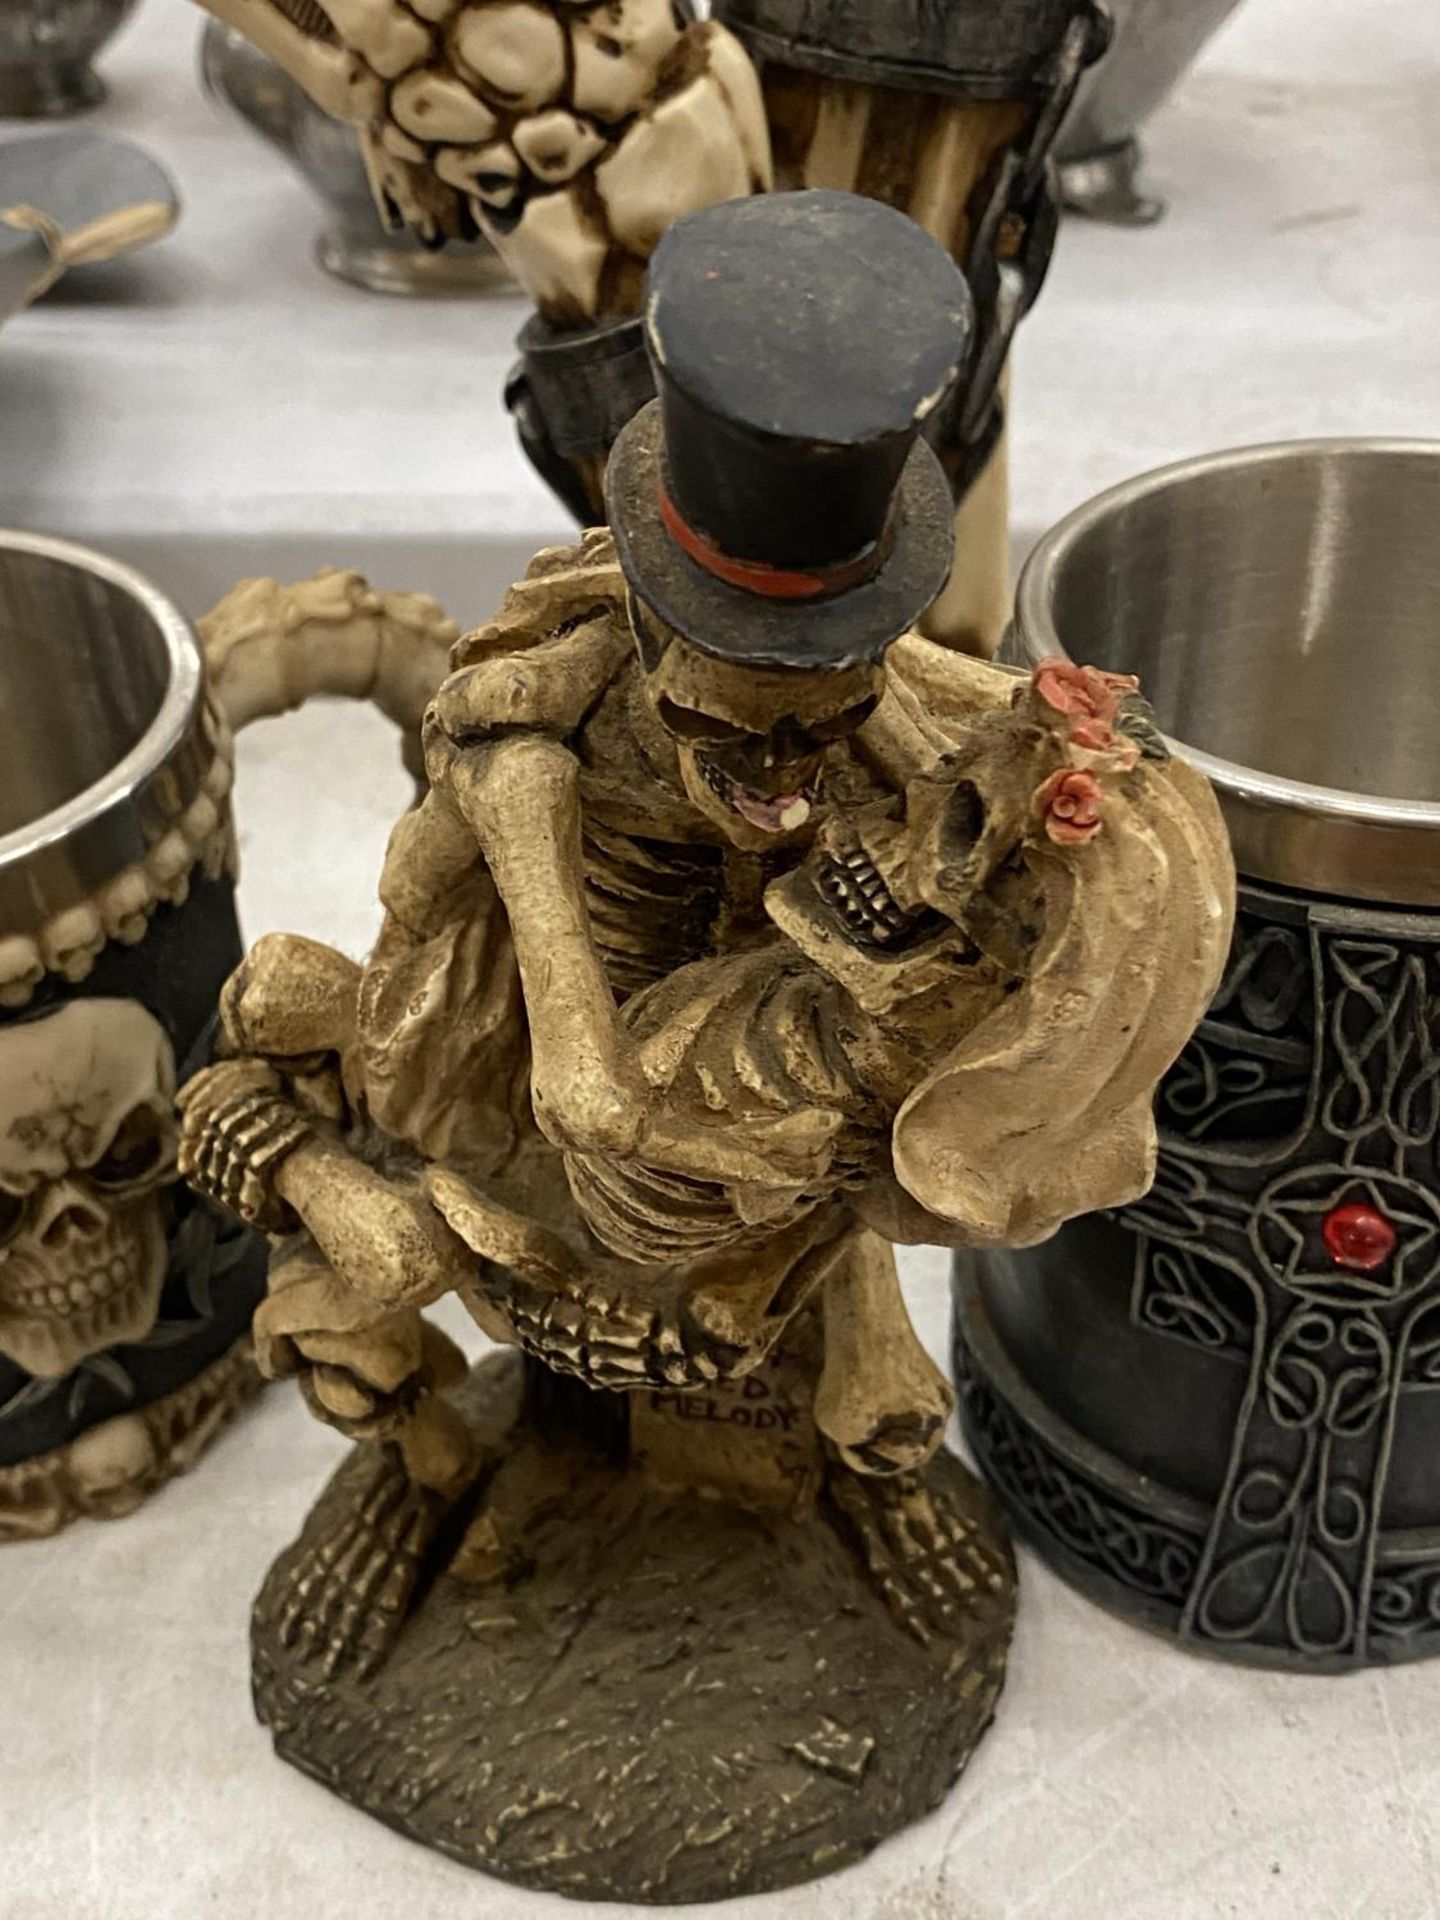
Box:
[1322,1202,1397,1273]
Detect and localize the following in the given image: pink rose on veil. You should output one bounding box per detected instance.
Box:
[1035,767,1106,845]
[1032,659,1141,750]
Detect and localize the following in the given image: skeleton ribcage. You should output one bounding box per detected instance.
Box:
[564,1152,781,1267]
[564,957,883,1267]
[581,821,726,1002]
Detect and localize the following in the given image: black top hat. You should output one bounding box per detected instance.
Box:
[606,190,972,673]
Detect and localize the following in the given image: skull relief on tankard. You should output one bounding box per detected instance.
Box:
[0,998,177,1379]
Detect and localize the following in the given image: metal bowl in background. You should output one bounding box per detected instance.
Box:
[198,21,512,298]
[955,440,1440,1672]
[0,131,180,327]
[1056,0,1245,223]
[1016,440,1440,904]
[0,0,140,119]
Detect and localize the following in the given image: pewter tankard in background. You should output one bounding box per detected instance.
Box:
[1057,0,1245,221]
[198,21,509,296]
[954,440,1440,1672]
[0,0,139,117]
[0,532,266,1541]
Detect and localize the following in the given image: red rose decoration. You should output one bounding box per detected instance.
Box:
[1032,660,1142,761]
[1035,768,1105,845]
[1033,659,1139,725]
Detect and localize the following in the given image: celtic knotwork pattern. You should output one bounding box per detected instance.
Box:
[953,1340,1200,1606]
[1323,941,1440,1157]
[1130,1241,1254,1363]
[1156,899,1313,1154]
[1368,1561,1440,1651]
[1118,889,1440,1665]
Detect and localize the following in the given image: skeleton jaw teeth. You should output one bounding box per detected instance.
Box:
[0,1204,167,1376]
[9,1254,144,1314]
[699,757,817,835]
[818,845,934,949]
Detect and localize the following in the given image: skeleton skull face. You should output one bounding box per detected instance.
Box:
[767,699,1073,1019]
[0,1000,177,1379]
[629,594,883,853]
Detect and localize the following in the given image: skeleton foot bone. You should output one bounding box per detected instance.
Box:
[826,1466,1014,1652]
[264,1442,455,1682]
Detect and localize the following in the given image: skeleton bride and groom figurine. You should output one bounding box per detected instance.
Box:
[179,191,1233,1901]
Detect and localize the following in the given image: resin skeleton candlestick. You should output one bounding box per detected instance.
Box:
[178,193,1233,1902]
[712,0,1110,655]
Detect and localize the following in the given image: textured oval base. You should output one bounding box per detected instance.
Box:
[252,1354,1015,1905]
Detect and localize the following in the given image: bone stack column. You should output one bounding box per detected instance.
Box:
[712,0,1109,659]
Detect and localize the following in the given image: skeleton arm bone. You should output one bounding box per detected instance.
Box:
[177,1058,474,1311]
[422,600,641,1146]
[439,735,650,1156]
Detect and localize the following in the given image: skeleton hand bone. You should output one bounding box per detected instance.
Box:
[177,1058,313,1233]
[256,1248,478,1494]
[179,1061,475,1308]
[184,1,771,328]
[431,1170,842,1391]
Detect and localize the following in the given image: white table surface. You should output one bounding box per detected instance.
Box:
[4,3,1440,1917]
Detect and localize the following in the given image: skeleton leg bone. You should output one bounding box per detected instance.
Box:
[814,1229,953,1477]
[274,1139,477,1312]
[254,1245,483,1678]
